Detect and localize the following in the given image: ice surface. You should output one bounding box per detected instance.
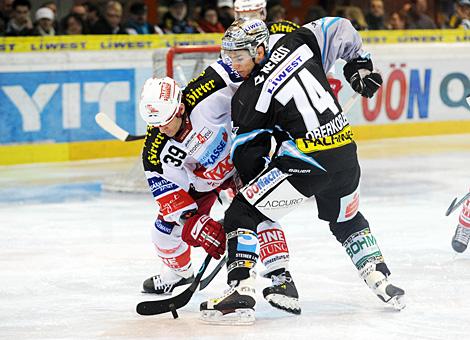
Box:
[1,134,469,340]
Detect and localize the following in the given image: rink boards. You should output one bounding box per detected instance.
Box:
[0,32,469,165]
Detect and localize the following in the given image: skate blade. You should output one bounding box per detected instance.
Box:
[200,308,255,325]
[265,294,301,315]
[388,294,406,311]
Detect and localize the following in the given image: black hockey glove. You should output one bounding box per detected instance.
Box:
[343,57,382,98]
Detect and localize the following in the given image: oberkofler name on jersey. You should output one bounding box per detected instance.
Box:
[305,113,350,139]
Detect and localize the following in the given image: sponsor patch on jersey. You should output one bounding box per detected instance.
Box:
[255,45,291,85]
[183,67,226,109]
[337,184,360,222]
[255,44,313,113]
[197,129,229,168]
[157,189,195,217]
[297,125,353,153]
[143,126,170,174]
[184,127,213,156]
[148,176,178,197]
[241,168,288,204]
[257,198,304,209]
[154,218,175,235]
[268,20,299,34]
[194,153,234,181]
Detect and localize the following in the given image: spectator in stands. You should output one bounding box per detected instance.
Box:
[125,1,163,34]
[365,0,386,30]
[42,1,59,31]
[449,0,470,29]
[335,5,368,30]
[71,4,87,22]
[5,0,33,36]
[404,0,437,29]
[90,0,127,34]
[59,4,88,34]
[388,10,406,29]
[217,0,234,29]
[33,6,55,36]
[0,0,14,26]
[197,6,224,33]
[161,0,199,34]
[267,4,286,22]
[60,13,84,35]
[83,1,100,28]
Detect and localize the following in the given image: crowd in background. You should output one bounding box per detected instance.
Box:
[0,0,469,37]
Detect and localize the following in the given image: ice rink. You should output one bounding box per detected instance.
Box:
[1,134,469,340]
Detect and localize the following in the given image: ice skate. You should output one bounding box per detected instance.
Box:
[451,224,470,253]
[142,267,194,294]
[262,270,301,315]
[360,262,405,311]
[200,273,256,325]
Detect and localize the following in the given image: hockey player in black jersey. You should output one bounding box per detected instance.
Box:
[200,17,405,325]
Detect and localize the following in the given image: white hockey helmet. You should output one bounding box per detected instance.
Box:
[139,77,182,127]
[222,18,269,59]
[234,0,267,20]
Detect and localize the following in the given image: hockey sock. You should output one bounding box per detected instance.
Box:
[342,227,386,271]
[226,228,259,283]
[257,221,290,275]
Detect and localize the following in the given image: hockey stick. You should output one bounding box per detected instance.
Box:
[136,254,213,317]
[95,112,145,141]
[445,192,470,216]
[342,92,360,114]
[199,254,227,290]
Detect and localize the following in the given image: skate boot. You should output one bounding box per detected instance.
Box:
[360,262,405,311]
[451,224,470,253]
[142,267,194,294]
[262,270,301,315]
[200,273,256,325]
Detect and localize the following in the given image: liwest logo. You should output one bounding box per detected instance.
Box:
[0,69,134,143]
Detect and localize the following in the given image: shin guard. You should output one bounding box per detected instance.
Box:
[257,221,290,275]
[226,229,259,283]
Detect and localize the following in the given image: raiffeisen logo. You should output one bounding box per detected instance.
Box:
[198,130,228,167]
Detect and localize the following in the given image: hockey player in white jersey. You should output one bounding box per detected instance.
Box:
[199,17,405,324]
[139,61,300,314]
[451,189,470,252]
[139,72,236,295]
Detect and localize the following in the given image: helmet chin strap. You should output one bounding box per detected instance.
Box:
[174,108,192,142]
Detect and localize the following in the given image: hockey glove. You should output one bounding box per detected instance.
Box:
[182,214,225,259]
[343,57,382,98]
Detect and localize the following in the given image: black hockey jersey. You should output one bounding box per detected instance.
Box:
[231,17,367,181]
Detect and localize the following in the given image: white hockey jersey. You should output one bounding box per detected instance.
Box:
[142,60,243,224]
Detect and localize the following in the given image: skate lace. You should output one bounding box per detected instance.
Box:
[153,275,175,294]
[454,225,470,245]
[271,273,291,287]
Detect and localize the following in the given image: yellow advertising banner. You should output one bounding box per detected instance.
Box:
[1,29,468,54]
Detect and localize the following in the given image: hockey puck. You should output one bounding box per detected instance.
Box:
[169,303,179,319]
